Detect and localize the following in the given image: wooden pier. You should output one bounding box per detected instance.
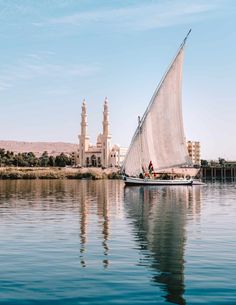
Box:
[200,165,236,182]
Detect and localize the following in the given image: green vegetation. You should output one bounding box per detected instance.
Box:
[0,149,72,167]
[201,159,209,167]
[218,158,226,166]
[201,158,236,168]
[0,148,122,180]
[107,172,122,179]
[0,168,121,180]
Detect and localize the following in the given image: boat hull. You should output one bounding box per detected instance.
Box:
[124,177,193,186]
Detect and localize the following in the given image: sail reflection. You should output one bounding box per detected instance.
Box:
[0,180,201,304]
[124,185,201,305]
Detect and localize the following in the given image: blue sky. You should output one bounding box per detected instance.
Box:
[0,0,235,160]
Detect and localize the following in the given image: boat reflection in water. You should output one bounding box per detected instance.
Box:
[124,185,202,305]
[0,180,202,304]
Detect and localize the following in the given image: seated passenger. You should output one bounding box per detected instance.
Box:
[139,173,144,179]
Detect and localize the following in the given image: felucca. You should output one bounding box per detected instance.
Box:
[122,30,196,186]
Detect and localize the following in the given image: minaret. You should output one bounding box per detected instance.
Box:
[79,100,90,166]
[103,97,110,136]
[101,97,112,167]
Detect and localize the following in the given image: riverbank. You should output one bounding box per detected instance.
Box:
[0,167,121,180]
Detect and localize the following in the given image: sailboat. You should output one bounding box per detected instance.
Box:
[122,30,196,186]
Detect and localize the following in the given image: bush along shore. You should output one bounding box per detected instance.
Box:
[0,149,122,180]
[0,167,122,180]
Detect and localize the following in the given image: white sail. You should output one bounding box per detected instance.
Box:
[123,37,192,177]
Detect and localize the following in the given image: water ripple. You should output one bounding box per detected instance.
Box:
[0,180,235,304]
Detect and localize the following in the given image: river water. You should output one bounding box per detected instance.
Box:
[0,180,235,305]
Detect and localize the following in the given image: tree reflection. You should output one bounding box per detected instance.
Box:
[0,179,202,304]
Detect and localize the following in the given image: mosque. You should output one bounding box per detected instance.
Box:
[77,98,127,168]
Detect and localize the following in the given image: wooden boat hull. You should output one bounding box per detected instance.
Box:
[124,176,193,186]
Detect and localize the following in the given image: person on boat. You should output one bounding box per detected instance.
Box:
[148,161,154,174]
[139,172,144,179]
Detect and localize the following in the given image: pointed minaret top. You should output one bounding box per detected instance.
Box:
[82,99,87,112]
[104,97,108,111]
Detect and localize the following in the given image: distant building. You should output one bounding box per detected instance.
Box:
[187,141,201,165]
[77,98,127,168]
[224,161,236,167]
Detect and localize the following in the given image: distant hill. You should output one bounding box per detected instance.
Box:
[0,140,78,157]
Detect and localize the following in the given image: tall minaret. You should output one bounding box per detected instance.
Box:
[101,97,112,167]
[79,100,90,166]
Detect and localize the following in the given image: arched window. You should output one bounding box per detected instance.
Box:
[91,155,97,167]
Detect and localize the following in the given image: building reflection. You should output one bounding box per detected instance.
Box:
[124,185,202,305]
[96,181,109,268]
[77,180,124,269]
[78,181,87,268]
[0,180,124,269]
[0,179,201,303]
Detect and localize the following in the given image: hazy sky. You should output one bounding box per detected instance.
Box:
[0,0,235,160]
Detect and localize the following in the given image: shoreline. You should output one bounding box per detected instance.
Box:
[0,167,122,180]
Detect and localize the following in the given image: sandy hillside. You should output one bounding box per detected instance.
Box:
[0,140,78,157]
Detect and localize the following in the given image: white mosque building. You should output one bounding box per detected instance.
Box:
[77,98,127,168]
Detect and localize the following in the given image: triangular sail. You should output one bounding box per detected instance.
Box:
[123,35,192,176]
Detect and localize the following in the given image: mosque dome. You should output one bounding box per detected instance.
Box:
[96,133,103,144]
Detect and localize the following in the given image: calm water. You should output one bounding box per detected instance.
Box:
[0,180,235,305]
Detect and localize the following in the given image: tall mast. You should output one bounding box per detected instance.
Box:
[122,30,192,174]
[138,116,143,172]
[181,29,191,48]
[139,29,191,128]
